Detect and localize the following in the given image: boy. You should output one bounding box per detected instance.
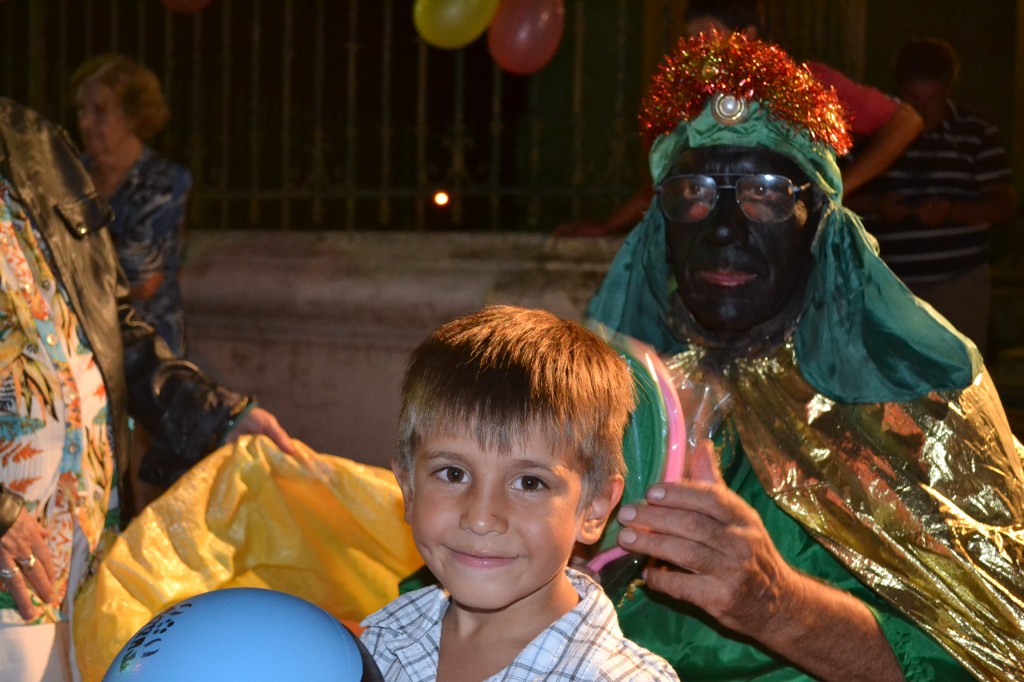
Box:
[360,305,678,681]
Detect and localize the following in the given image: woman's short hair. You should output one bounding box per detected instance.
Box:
[71,53,170,139]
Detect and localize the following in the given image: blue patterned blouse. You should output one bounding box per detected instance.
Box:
[84,146,191,355]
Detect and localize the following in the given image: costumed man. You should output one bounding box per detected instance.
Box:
[587,33,1023,681]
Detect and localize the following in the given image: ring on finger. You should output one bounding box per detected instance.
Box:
[0,566,20,580]
[15,554,36,570]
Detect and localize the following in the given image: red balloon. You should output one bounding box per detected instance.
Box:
[161,0,213,13]
[487,0,565,75]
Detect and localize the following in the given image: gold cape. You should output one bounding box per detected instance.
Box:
[667,342,1024,681]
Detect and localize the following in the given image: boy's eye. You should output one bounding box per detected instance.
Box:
[513,475,547,492]
[434,466,468,483]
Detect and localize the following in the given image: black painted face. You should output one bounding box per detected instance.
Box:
[663,145,821,344]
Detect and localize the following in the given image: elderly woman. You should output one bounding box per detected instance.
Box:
[72,54,190,356]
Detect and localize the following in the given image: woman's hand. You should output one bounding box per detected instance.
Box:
[229,407,298,457]
[0,509,58,620]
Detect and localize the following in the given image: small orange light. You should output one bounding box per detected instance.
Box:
[433,191,449,206]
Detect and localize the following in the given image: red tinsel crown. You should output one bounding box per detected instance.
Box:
[640,32,851,156]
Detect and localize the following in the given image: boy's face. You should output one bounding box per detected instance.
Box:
[395,427,622,617]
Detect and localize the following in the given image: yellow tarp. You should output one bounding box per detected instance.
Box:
[73,436,421,682]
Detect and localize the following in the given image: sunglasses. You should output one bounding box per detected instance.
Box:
[657,174,811,224]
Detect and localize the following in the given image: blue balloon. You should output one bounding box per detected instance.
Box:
[102,588,381,681]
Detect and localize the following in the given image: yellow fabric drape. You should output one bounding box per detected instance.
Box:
[73,436,420,682]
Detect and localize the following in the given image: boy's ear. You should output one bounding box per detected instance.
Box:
[576,475,625,545]
[392,461,415,523]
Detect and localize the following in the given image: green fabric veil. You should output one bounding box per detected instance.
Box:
[586,103,982,403]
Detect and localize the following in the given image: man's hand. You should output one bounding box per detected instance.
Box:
[616,440,904,681]
[228,407,298,456]
[0,509,58,620]
[616,440,797,636]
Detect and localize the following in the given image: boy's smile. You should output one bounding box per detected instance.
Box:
[396,426,617,627]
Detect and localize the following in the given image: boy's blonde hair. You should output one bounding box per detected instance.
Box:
[396,305,635,500]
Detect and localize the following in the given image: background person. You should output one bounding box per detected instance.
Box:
[847,38,1017,355]
[72,53,189,356]
[72,54,201,509]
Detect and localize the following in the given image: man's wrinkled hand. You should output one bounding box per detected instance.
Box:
[615,439,799,638]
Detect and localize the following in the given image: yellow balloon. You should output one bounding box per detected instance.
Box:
[413,0,500,50]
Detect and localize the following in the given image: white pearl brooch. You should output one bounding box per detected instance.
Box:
[711,93,749,125]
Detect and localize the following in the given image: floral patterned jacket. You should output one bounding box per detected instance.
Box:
[0,97,247,517]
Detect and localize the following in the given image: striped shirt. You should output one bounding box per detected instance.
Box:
[862,102,1012,283]
[360,568,679,682]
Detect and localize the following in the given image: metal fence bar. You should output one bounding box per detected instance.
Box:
[489,62,502,231]
[161,5,176,157]
[569,1,586,222]
[415,39,429,232]
[218,0,233,231]
[188,9,204,220]
[281,0,294,231]
[57,1,70,118]
[309,0,326,225]
[28,3,48,111]
[379,0,394,228]
[83,0,94,64]
[247,1,262,226]
[450,50,467,227]
[526,74,542,230]
[344,0,359,231]
[602,0,630,188]
[137,1,147,67]
[108,0,119,51]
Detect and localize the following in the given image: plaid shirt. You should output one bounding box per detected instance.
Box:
[360,568,679,681]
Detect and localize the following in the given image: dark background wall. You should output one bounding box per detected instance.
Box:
[3,1,1018,232]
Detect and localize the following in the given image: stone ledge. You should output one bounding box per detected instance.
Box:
[181,230,622,465]
[183,231,621,347]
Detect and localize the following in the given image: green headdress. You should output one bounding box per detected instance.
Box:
[587,32,980,402]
